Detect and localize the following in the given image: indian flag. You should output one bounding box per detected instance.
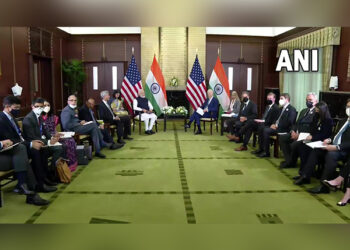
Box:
[145,56,168,116]
[209,56,230,114]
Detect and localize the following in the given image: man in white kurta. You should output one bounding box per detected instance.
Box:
[133,89,157,135]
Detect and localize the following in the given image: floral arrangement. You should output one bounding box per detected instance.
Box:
[175,106,188,116]
[169,76,178,87]
[162,106,176,115]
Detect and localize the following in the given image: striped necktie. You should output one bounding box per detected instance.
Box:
[333,120,350,145]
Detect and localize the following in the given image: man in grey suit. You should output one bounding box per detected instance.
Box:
[60,95,108,158]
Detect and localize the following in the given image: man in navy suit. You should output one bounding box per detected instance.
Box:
[185,89,219,135]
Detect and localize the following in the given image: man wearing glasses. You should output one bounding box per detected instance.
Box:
[60,95,109,158]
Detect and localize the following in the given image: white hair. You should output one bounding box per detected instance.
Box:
[307,92,318,101]
[100,90,109,99]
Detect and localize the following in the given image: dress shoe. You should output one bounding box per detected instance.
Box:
[124,136,133,140]
[251,149,263,155]
[235,145,248,151]
[110,143,124,150]
[36,184,57,193]
[294,176,311,185]
[337,198,350,206]
[258,152,270,158]
[149,130,155,134]
[292,175,301,180]
[117,139,126,144]
[322,180,341,191]
[13,183,35,195]
[145,130,151,135]
[307,185,330,194]
[95,152,106,158]
[26,193,50,206]
[226,134,239,142]
[44,178,58,186]
[184,124,191,129]
[195,130,202,135]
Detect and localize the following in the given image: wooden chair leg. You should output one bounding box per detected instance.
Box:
[133,119,135,132]
[274,139,279,158]
[184,118,187,132]
[203,121,206,131]
[216,120,219,132]
[210,122,213,135]
[139,121,141,135]
[155,121,158,132]
[221,118,224,136]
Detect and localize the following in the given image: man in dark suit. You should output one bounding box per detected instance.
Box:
[0,96,49,205]
[60,95,109,158]
[233,92,280,151]
[185,89,219,135]
[295,100,350,193]
[258,93,297,158]
[98,90,132,144]
[226,91,258,140]
[79,98,123,150]
[22,97,62,193]
[279,92,318,168]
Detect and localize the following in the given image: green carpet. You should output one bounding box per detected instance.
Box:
[1,120,350,224]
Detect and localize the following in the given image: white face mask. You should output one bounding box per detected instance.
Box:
[33,107,43,116]
[279,99,286,106]
[43,106,50,113]
[346,107,350,117]
[69,104,77,109]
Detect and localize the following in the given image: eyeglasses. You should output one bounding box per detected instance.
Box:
[68,99,77,102]
[33,105,43,108]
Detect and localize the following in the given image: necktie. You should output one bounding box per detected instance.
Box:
[90,109,97,123]
[263,106,271,120]
[333,120,350,145]
[276,106,286,126]
[105,102,115,118]
[9,116,24,141]
[242,103,247,111]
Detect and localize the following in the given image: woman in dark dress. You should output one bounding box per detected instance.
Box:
[42,100,78,171]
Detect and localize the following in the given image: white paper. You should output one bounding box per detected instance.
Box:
[247,68,252,91]
[93,66,98,90]
[196,108,204,116]
[297,132,310,141]
[48,141,62,147]
[59,132,75,138]
[0,142,20,153]
[222,113,238,118]
[277,132,288,135]
[306,141,326,149]
[83,121,94,126]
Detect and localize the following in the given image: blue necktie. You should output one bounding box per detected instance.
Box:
[90,109,97,123]
[333,120,350,145]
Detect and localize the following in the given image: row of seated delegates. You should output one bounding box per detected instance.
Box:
[294,99,350,195]
[133,89,158,135]
[184,89,220,134]
[41,100,78,171]
[0,96,57,206]
[61,95,115,159]
[78,98,124,149]
[99,90,133,143]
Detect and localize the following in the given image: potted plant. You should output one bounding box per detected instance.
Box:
[62,59,86,105]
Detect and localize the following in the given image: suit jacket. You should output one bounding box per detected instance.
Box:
[332,118,350,151]
[60,105,81,131]
[0,111,29,147]
[263,104,280,127]
[200,97,219,118]
[309,117,333,142]
[239,100,258,120]
[22,111,52,144]
[99,101,115,123]
[228,99,241,114]
[276,104,297,133]
[292,108,316,133]
[79,105,98,125]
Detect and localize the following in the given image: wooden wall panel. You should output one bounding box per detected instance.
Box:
[336,27,350,91]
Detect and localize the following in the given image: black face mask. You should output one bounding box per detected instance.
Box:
[306,101,313,109]
[242,97,249,103]
[10,109,20,118]
[266,99,273,105]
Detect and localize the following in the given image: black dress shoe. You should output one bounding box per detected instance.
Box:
[195,130,202,135]
[149,130,155,134]
[110,143,124,150]
[124,136,133,140]
[95,152,106,158]
[145,130,151,135]
[13,183,35,195]
[258,152,270,158]
[44,178,58,186]
[292,175,301,180]
[117,139,126,144]
[36,184,57,193]
[26,193,50,206]
[251,149,263,155]
[294,176,311,185]
[307,185,330,194]
[337,199,350,206]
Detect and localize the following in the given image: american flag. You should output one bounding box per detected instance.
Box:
[121,55,143,114]
[186,56,207,110]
